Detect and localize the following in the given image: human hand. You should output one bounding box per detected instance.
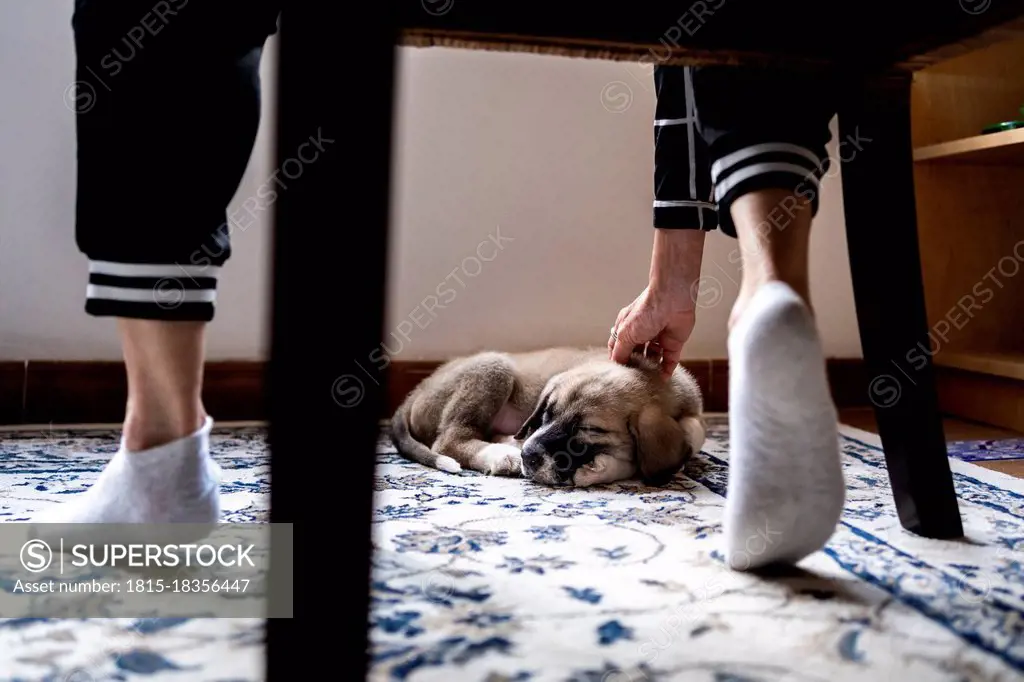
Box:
[608,229,705,379]
[608,285,697,379]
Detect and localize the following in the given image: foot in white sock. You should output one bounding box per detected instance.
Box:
[723,282,845,571]
[32,417,222,547]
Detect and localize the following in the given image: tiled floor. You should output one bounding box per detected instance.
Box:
[839,407,1024,479]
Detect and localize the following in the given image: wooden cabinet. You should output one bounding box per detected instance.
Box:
[911,38,1024,431]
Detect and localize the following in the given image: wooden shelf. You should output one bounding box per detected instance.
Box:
[913,127,1024,164]
[934,350,1024,381]
[911,40,1024,433]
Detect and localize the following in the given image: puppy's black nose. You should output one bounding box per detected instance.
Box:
[521,446,543,469]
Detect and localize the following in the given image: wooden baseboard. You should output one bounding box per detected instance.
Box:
[0,361,267,426]
[0,357,871,425]
[935,366,1024,433]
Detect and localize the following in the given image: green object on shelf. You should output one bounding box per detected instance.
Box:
[981,121,1024,134]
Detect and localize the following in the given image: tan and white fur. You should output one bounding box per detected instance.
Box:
[390,347,705,487]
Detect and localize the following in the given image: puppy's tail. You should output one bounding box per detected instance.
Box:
[389,403,463,474]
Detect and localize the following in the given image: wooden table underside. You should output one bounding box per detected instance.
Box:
[397,2,1024,74]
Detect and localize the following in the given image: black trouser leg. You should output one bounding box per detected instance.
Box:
[72,0,280,322]
[652,65,837,237]
[838,74,963,539]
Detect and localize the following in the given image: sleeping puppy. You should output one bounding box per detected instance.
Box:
[390,347,705,487]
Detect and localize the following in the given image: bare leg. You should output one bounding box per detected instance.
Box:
[729,188,813,329]
[121,319,208,451]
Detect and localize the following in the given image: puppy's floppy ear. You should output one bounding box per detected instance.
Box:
[515,393,550,440]
[627,405,689,486]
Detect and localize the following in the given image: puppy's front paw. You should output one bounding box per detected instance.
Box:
[478,443,523,477]
[572,461,607,488]
[572,455,634,487]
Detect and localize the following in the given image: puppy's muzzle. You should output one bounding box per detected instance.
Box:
[521,445,544,470]
[521,440,579,486]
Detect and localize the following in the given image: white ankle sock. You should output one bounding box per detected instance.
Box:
[723,282,845,570]
[32,417,222,545]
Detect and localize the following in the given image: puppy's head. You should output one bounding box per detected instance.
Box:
[514,353,699,487]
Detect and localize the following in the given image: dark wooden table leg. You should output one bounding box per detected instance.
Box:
[838,74,963,540]
[268,2,397,677]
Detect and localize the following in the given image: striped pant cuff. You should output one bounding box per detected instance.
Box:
[85,260,220,321]
[653,201,718,231]
[710,142,825,238]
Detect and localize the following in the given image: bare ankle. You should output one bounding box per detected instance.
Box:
[728,188,815,330]
[730,276,812,332]
[775,275,810,308]
[123,404,207,452]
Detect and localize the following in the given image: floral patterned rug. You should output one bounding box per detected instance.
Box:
[0,417,1022,681]
[370,416,1024,682]
[0,425,268,682]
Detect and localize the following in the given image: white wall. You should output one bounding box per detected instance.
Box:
[0,2,862,361]
[388,50,862,360]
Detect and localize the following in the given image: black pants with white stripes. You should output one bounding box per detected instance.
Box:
[73,0,281,321]
[653,65,838,238]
